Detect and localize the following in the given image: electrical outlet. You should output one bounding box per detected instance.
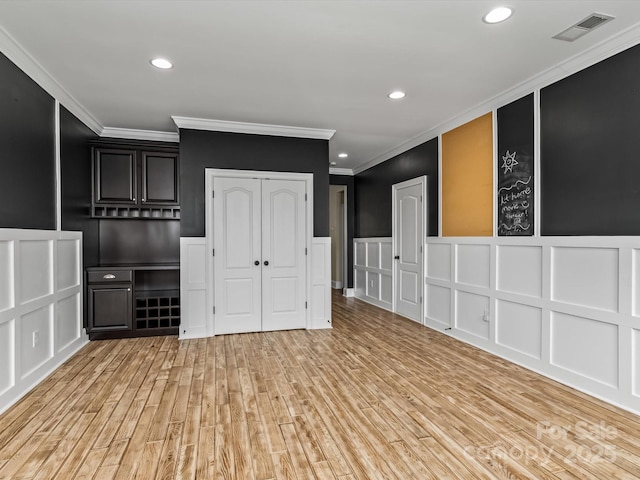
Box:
[32,330,40,348]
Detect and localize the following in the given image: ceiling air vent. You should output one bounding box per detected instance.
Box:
[553,13,614,42]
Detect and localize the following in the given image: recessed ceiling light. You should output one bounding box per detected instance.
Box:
[388,90,406,100]
[150,58,173,69]
[338,153,348,158]
[483,6,513,24]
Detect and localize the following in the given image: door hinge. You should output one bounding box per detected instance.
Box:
[212,248,215,256]
[305,247,308,255]
[305,193,307,201]
[305,301,308,309]
[213,306,216,314]
[212,190,215,198]
[420,245,422,253]
[420,195,422,202]
[420,296,423,304]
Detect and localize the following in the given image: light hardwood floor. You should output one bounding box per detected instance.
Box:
[1,291,640,479]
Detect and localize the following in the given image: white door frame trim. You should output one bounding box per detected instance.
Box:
[205,168,314,335]
[392,175,427,324]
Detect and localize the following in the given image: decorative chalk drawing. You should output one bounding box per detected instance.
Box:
[497,94,534,236]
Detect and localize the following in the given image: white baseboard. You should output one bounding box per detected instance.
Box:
[343,288,355,297]
[331,280,343,289]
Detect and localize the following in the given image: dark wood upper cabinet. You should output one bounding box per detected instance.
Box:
[91,143,180,218]
[141,151,179,205]
[93,148,137,204]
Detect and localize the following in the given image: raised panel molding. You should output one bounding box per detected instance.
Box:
[424,236,640,415]
[496,300,542,359]
[354,238,392,311]
[0,229,87,415]
[551,247,619,312]
[310,237,332,330]
[551,312,619,387]
[497,245,542,297]
[180,238,208,339]
[634,329,640,398]
[456,244,490,288]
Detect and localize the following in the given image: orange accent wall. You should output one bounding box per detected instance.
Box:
[442,112,494,236]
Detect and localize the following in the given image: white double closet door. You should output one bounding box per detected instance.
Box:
[213,176,307,335]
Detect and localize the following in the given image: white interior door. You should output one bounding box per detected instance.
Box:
[213,177,262,334]
[261,179,306,331]
[393,177,425,323]
[213,175,306,334]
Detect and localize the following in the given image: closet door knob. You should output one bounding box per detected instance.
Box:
[264,260,269,266]
[394,255,400,260]
[254,261,260,266]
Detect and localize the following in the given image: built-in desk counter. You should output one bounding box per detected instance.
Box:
[86,264,179,340]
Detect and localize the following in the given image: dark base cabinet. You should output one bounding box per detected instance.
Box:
[88,284,132,332]
[86,265,179,340]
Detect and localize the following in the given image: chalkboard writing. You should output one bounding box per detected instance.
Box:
[497,95,534,236]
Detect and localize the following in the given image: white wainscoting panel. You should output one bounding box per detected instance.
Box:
[355,241,366,267]
[496,300,541,359]
[634,329,640,398]
[551,312,619,388]
[20,240,53,304]
[456,244,490,288]
[310,237,332,329]
[0,229,87,415]
[0,241,13,312]
[456,291,490,340]
[497,245,542,297]
[632,249,640,318]
[355,269,366,299]
[57,293,80,351]
[424,236,640,415]
[551,246,619,312]
[0,320,14,396]
[354,238,393,311]
[426,284,451,327]
[180,237,208,339]
[367,242,380,269]
[380,242,393,271]
[426,243,451,281]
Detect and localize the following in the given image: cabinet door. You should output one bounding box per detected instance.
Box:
[93,148,137,204]
[88,284,132,331]
[141,152,179,205]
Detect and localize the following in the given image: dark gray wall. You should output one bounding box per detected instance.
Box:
[179,129,329,237]
[541,43,640,235]
[354,138,438,238]
[60,106,99,267]
[0,52,56,230]
[329,175,354,289]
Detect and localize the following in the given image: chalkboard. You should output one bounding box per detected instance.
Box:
[497,94,534,236]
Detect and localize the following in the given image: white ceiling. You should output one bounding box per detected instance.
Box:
[1,1,640,173]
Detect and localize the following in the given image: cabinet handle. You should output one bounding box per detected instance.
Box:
[133,198,136,202]
[264,260,269,266]
[127,288,131,292]
[103,274,116,279]
[142,198,146,203]
[254,261,260,266]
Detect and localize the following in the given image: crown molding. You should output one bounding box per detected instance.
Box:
[329,167,354,176]
[172,116,335,140]
[100,127,179,143]
[353,21,640,175]
[0,25,102,135]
